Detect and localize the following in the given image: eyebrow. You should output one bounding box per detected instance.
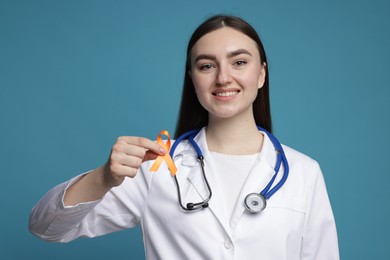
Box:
[194,48,252,63]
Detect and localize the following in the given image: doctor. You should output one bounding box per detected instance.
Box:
[29,15,339,259]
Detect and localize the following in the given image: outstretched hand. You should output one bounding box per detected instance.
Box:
[103,136,166,187]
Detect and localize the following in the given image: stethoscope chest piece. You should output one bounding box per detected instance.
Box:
[171,126,288,213]
[244,193,266,213]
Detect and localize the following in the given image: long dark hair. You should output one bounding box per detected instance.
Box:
[174,15,272,138]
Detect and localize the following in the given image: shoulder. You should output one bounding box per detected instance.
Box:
[282,144,320,167]
[170,137,194,157]
[281,144,322,181]
[276,144,329,208]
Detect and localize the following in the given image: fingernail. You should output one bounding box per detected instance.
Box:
[160,148,166,154]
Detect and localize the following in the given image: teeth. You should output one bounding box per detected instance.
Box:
[215,91,238,97]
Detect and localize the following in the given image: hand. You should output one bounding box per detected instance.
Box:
[103,136,166,187]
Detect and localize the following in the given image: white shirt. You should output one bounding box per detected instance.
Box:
[210,151,259,224]
[29,128,339,259]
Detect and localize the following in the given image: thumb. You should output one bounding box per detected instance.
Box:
[143,149,166,162]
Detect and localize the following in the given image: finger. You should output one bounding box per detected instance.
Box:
[143,150,160,162]
[117,136,166,155]
[136,137,167,155]
[109,163,138,178]
[116,153,144,169]
[112,143,147,158]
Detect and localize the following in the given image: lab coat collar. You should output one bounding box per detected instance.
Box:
[229,134,277,232]
[178,127,279,236]
[190,128,232,236]
[189,127,277,168]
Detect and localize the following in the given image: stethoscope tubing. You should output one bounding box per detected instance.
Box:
[170,126,289,212]
[170,128,202,158]
[171,130,210,211]
[256,126,289,199]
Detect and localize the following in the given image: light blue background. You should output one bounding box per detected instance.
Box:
[1,0,389,259]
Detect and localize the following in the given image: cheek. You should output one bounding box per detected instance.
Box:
[192,78,200,92]
[191,77,210,108]
[244,68,262,89]
[191,74,209,94]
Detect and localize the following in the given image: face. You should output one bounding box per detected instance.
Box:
[190,27,266,122]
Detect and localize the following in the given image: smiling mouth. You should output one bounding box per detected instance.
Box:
[213,90,240,97]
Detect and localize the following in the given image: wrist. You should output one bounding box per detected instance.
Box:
[99,164,124,189]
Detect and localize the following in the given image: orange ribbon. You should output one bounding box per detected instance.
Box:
[149,130,177,176]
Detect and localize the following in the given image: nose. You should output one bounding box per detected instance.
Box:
[216,65,232,85]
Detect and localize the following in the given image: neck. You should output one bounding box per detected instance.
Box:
[206,116,263,155]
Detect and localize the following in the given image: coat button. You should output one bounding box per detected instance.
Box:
[224,240,233,249]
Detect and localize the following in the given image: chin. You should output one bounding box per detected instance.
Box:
[210,111,241,120]
[209,106,253,122]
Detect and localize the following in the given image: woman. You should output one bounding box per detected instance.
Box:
[29,15,339,259]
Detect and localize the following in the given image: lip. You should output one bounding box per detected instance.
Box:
[212,89,241,98]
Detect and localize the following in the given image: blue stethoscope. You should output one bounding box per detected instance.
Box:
[170,126,289,213]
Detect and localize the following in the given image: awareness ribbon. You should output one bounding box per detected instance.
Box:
[149,130,177,176]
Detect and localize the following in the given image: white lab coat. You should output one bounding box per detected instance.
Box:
[29,128,339,259]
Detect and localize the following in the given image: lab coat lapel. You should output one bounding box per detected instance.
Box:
[229,133,278,232]
[185,129,233,237]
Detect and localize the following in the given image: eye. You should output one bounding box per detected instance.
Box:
[199,63,215,71]
[233,60,247,67]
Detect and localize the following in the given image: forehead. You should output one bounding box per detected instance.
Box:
[191,27,259,56]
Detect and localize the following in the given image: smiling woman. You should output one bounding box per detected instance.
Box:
[190,27,266,125]
[176,15,272,137]
[29,15,339,259]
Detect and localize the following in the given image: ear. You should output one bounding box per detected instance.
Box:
[258,62,267,89]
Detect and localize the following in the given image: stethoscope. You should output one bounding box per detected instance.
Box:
[169,126,289,213]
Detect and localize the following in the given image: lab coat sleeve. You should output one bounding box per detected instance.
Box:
[300,163,340,260]
[29,169,150,242]
[29,173,100,242]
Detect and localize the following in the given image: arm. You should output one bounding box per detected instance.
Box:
[64,136,166,206]
[301,163,340,260]
[29,136,166,242]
